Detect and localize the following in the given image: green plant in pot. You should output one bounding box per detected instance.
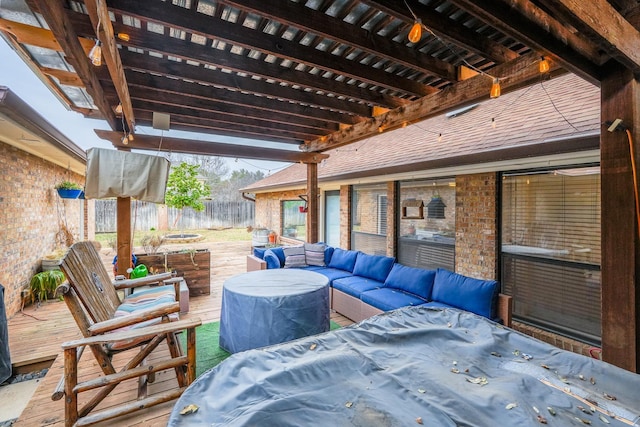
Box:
[29,269,65,304]
[55,180,83,199]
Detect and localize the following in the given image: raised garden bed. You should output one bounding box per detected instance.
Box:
[135,249,210,296]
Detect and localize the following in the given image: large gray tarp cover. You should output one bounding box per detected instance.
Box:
[85,148,170,203]
[168,307,640,426]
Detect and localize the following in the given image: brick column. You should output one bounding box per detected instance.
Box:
[455,173,498,279]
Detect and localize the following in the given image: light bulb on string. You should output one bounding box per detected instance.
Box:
[539,56,550,73]
[438,133,442,143]
[121,134,128,145]
[88,40,102,66]
[408,20,422,43]
[128,133,134,142]
[491,117,496,129]
[490,78,501,98]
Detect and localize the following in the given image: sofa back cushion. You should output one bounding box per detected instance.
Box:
[352,253,395,283]
[263,249,282,269]
[304,243,326,266]
[327,248,359,272]
[283,245,307,268]
[383,264,436,300]
[270,247,286,267]
[431,268,499,319]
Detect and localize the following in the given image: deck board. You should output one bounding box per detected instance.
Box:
[8,240,353,426]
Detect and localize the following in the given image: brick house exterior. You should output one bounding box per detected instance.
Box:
[242,74,602,357]
[0,88,89,317]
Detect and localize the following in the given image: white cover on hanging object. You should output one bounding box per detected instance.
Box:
[85,148,170,203]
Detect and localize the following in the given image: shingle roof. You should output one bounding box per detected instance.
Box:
[243,73,600,192]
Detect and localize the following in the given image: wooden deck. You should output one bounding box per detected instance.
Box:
[7,240,352,426]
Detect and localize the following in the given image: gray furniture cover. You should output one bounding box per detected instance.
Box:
[169,306,640,426]
[219,269,329,353]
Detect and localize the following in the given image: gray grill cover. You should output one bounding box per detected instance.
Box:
[84,148,169,203]
[168,307,640,426]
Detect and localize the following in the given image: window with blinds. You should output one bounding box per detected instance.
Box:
[351,184,387,255]
[501,167,601,344]
[397,178,456,270]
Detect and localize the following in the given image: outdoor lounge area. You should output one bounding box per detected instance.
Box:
[2,0,640,425]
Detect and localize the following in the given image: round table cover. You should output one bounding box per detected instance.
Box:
[218,269,329,353]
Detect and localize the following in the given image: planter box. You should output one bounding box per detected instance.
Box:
[135,249,210,296]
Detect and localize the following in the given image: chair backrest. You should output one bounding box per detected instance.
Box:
[61,241,122,325]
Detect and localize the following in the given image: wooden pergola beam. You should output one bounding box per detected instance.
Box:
[94,130,329,164]
[552,0,640,73]
[31,0,118,130]
[84,0,135,133]
[303,52,566,152]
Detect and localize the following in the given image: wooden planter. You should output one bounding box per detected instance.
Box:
[135,249,210,296]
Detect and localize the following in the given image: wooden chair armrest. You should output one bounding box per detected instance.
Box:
[246,254,266,272]
[112,272,175,290]
[497,293,513,328]
[63,318,202,350]
[88,302,180,335]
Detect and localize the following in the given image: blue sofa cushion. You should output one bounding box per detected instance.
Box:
[360,288,428,311]
[270,247,286,267]
[252,247,267,259]
[324,246,335,266]
[304,243,326,266]
[263,249,281,270]
[283,245,307,268]
[383,264,436,300]
[332,276,383,298]
[328,248,359,272]
[303,267,353,284]
[431,268,499,319]
[352,253,395,282]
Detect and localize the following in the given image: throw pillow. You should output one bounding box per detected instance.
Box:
[263,249,282,269]
[305,242,326,266]
[283,245,307,268]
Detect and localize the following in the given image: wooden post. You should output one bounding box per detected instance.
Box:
[64,347,78,427]
[307,162,319,243]
[600,66,640,372]
[116,197,132,277]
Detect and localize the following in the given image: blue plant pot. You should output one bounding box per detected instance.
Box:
[57,188,83,199]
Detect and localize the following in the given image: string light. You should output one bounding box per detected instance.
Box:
[88,16,102,66]
[438,133,442,143]
[491,117,496,129]
[128,132,134,142]
[490,78,501,98]
[114,103,123,115]
[539,56,550,73]
[408,20,422,43]
[88,40,102,66]
[121,134,128,145]
[401,121,408,128]
[117,33,130,42]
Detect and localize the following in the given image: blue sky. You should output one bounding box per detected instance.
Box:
[0,39,291,175]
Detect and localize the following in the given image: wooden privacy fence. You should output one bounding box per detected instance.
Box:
[95,200,255,232]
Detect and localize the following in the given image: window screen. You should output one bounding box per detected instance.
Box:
[501,167,601,344]
[281,200,306,242]
[351,184,387,255]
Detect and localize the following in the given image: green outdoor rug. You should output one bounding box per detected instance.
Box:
[180,320,342,378]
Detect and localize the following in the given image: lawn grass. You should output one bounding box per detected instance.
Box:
[94,227,252,251]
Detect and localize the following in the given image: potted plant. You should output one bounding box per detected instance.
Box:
[29,269,65,304]
[55,181,83,199]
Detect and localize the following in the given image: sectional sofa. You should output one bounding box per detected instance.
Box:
[247,244,512,327]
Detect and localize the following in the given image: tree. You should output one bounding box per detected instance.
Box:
[165,162,211,231]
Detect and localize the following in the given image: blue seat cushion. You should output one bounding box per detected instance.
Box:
[352,253,395,282]
[299,266,352,284]
[360,288,428,311]
[332,276,383,298]
[383,264,436,300]
[253,247,267,259]
[328,248,359,272]
[431,268,499,319]
[263,249,282,269]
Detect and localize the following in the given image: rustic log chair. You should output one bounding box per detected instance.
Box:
[53,241,201,427]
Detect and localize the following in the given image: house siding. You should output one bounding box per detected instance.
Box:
[0,142,87,317]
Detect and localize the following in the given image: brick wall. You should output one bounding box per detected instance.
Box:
[255,189,305,238]
[0,142,85,317]
[455,173,498,280]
